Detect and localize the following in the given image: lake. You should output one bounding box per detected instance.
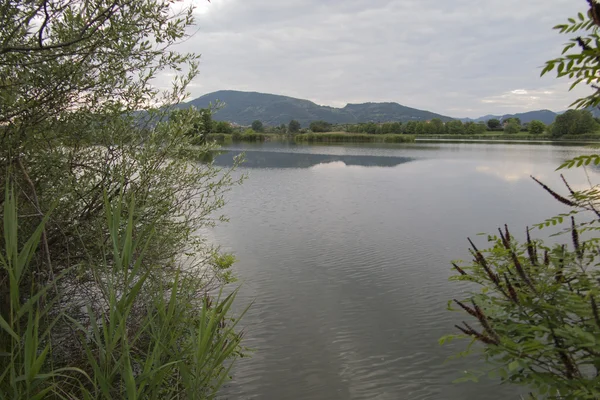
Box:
[207,141,598,400]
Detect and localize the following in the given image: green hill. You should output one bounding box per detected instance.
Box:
[183,90,454,126]
[466,110,558,125]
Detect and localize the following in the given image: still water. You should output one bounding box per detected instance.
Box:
[208,141,598,400]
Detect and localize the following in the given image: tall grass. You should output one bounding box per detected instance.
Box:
[294,133,416,143]
[0,186,247,399]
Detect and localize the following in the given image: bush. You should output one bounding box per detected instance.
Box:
[444,157,600,399]
[0,1,247,397]
[309,120,333,132]
[504,122,521,134]
[528,120,546,134]
[0,187,247,398]
[551,110,598,137]
[288,120,301,133]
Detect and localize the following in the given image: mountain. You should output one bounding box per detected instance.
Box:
[463,110,559,125]
[183,90,454,126]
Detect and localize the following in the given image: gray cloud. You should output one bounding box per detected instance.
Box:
[168,0,593,118]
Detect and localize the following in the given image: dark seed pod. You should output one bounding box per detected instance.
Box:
[453,299,477,317]
[556,245,565,283]
[512,250,536,292]
[472,301,501,342]
[531,176,576,207]
[592,296,600,329]
[526,227,537,266]
[589,0,600,27]
[452,263,467,276]
[498,228,510,250]
[504,273,519,304]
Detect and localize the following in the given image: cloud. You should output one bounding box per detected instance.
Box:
[476,165,541,183]
[162,0,593,118]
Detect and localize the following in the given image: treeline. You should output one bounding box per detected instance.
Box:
[549,109,599,137]
[344,119,488,135]
[174,109,600,139]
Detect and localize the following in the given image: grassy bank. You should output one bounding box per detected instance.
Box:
[294,132,416,143]
[195,133,287,144]
[414,132,600,142]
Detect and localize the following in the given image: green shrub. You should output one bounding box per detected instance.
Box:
[444,156,600,399]
[0,186,247,399]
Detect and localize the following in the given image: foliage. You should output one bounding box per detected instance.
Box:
[214,121,234,134]
[427,118,447,135]
[465,121,488,135]
[288,119,301,133]
[551,110,598,137]
[251,120,264,132]
[446,120,466,135]
[487,119,501,130]
[445,3,600,397]
[171,107,215,140]
[504,121,521,134]
[504,117,522,126]
[541,2,600,109]
[0,0,245,397]
[404,121,418,135]
[528,120,547,135]
[294,133,415,143]
[346,122,404,134]
[445,212,600,398]
[309,120,333,132]
[0,187,247,399]
[232,130,268,142]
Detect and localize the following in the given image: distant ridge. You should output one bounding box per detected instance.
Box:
[183,90,454,126]
[461,110,559,125]
[182,90,573,126]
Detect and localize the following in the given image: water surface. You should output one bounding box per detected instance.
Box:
[208,142,598,400]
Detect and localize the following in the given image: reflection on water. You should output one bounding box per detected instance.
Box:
[207,142,600,400]
[213,150,414,169]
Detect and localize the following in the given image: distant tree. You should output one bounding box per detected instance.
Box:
[251,120,264,132]
[504,121,521,134]
[415,121,425,135]
[288,119,301,133]
[446,120,465,135]
[365,122,379,134]
[504,117,521,126]
[213,121,233,134]
[429,118,446,135]
[404,121,418,135]
[551,110,598,137]
[467,121,488,135]
[309,120,333,132]
[487,119,501,130]
[392,122,403,134]
[422,122,435,135]
[528,120,546,135]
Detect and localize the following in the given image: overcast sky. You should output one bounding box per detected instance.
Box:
[170,0,593,118]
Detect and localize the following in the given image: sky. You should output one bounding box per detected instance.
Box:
[167,0,594,118]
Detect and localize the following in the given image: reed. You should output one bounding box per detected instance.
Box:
[0,186,246,399]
